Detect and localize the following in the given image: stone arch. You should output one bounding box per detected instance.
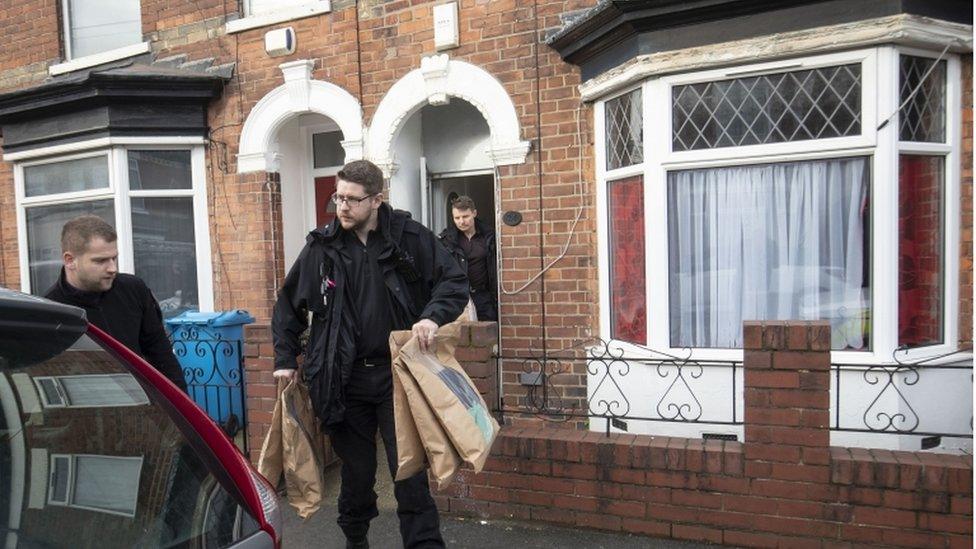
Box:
[237,60,364,173]
[366,54,530,176]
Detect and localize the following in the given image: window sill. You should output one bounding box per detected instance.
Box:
[48,42,151,77]
[225,1,331,34]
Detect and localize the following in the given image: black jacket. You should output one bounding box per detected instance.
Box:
[45,271,187,391]
[439,218,497,297]
[272,204,468,429]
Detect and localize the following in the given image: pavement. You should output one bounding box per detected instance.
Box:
[280,441,716,549]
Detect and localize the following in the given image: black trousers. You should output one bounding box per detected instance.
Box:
[329,362,444,548]
[471,289,497,321]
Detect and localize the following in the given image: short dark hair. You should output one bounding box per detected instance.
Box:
[337,159,384,195]
[61,215,117,255]
[451,195,476,212]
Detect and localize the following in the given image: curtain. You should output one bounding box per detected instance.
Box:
[668,157,870,350]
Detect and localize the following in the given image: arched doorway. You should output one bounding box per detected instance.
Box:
[237,60,364,267]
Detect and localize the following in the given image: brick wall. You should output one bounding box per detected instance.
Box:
[243,320,498,465]
[437,322,974,547]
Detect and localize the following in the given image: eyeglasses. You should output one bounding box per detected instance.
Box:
[331,193,376,206]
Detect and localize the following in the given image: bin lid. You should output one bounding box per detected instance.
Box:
[164,310,255,327]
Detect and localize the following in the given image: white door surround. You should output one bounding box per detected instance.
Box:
[367,54,531,177]
[237,60,364,173]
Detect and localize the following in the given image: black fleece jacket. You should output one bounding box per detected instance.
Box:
[272,204,468,428]
[45,270,187,391]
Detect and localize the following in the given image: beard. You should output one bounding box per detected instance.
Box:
[338,209,376,234]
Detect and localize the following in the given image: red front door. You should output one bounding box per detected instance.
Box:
[315,176,337,227]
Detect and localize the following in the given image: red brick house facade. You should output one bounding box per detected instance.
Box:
[0,0,971,464]
[0,0,972,545]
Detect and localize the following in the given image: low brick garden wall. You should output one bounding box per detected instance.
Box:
[244,320,972,547]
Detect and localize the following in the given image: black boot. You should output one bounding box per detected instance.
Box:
[345,538,369,549]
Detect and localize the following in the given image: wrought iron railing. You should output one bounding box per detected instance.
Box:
[832,347,973,439]
[168,324,248,449]
[494,339,973,441]
[495,338,742,436]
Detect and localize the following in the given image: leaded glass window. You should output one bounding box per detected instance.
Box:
[672,64,862,151]
[899,55,946,143]
[605,88,643,170]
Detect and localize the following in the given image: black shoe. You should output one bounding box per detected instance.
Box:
[345,538,368,549]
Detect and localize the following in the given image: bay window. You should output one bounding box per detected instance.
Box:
[16,146,213,318]
[597,47,960,362]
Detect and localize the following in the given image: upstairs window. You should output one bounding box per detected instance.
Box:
[62,0,142,59]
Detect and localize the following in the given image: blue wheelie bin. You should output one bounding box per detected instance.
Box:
[165,310,255,437]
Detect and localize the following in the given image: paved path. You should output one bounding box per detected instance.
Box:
[281,443,716,548]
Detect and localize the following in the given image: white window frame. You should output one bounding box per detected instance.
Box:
[596,46,961,365]
[13,139,214,313]
[226,0,331,34]
[47,454,143,517]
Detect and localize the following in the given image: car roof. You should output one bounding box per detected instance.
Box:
[0,286,88,367]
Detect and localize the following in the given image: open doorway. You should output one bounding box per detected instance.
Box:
[388,99,500,322]
[276,115,343,268]
[430,172,494,236]
[390,100,496,230]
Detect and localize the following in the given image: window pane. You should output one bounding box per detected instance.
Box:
[67,0,142,59]
[672,64,862,151]
[668,157,871,350]
[605,89,643,170]
[73,456,142,515]
[24,156,109,197]
[609,176,646,344]
[131,198,198,318]
[50,456,70,503]
[313,131,345,168]
[899,55,946,143]
[60,374,149,406]
[899,155,944,347]
[26,201,115,295]
[129,150,192,190]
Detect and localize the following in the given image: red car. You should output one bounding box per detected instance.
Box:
[0,288,282,548]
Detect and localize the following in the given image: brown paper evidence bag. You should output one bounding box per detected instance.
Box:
[257,376,327,519]
[390,321,500,489]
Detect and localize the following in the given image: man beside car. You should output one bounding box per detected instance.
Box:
[439,195,498,321]
[44,214,187,391]
[272,159,468,549]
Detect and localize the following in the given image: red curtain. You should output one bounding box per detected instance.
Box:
[609,176,647,344]
[898,155,943,347]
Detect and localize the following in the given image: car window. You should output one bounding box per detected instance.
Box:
[0,334,261,548]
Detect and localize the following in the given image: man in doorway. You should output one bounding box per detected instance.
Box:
[272,159,468,549]
[439,196,498,321]
[45,215,187,391]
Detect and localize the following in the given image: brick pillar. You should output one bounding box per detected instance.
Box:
[243,323,276,463]
[743,321,832,485]
[456,321,498,409]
